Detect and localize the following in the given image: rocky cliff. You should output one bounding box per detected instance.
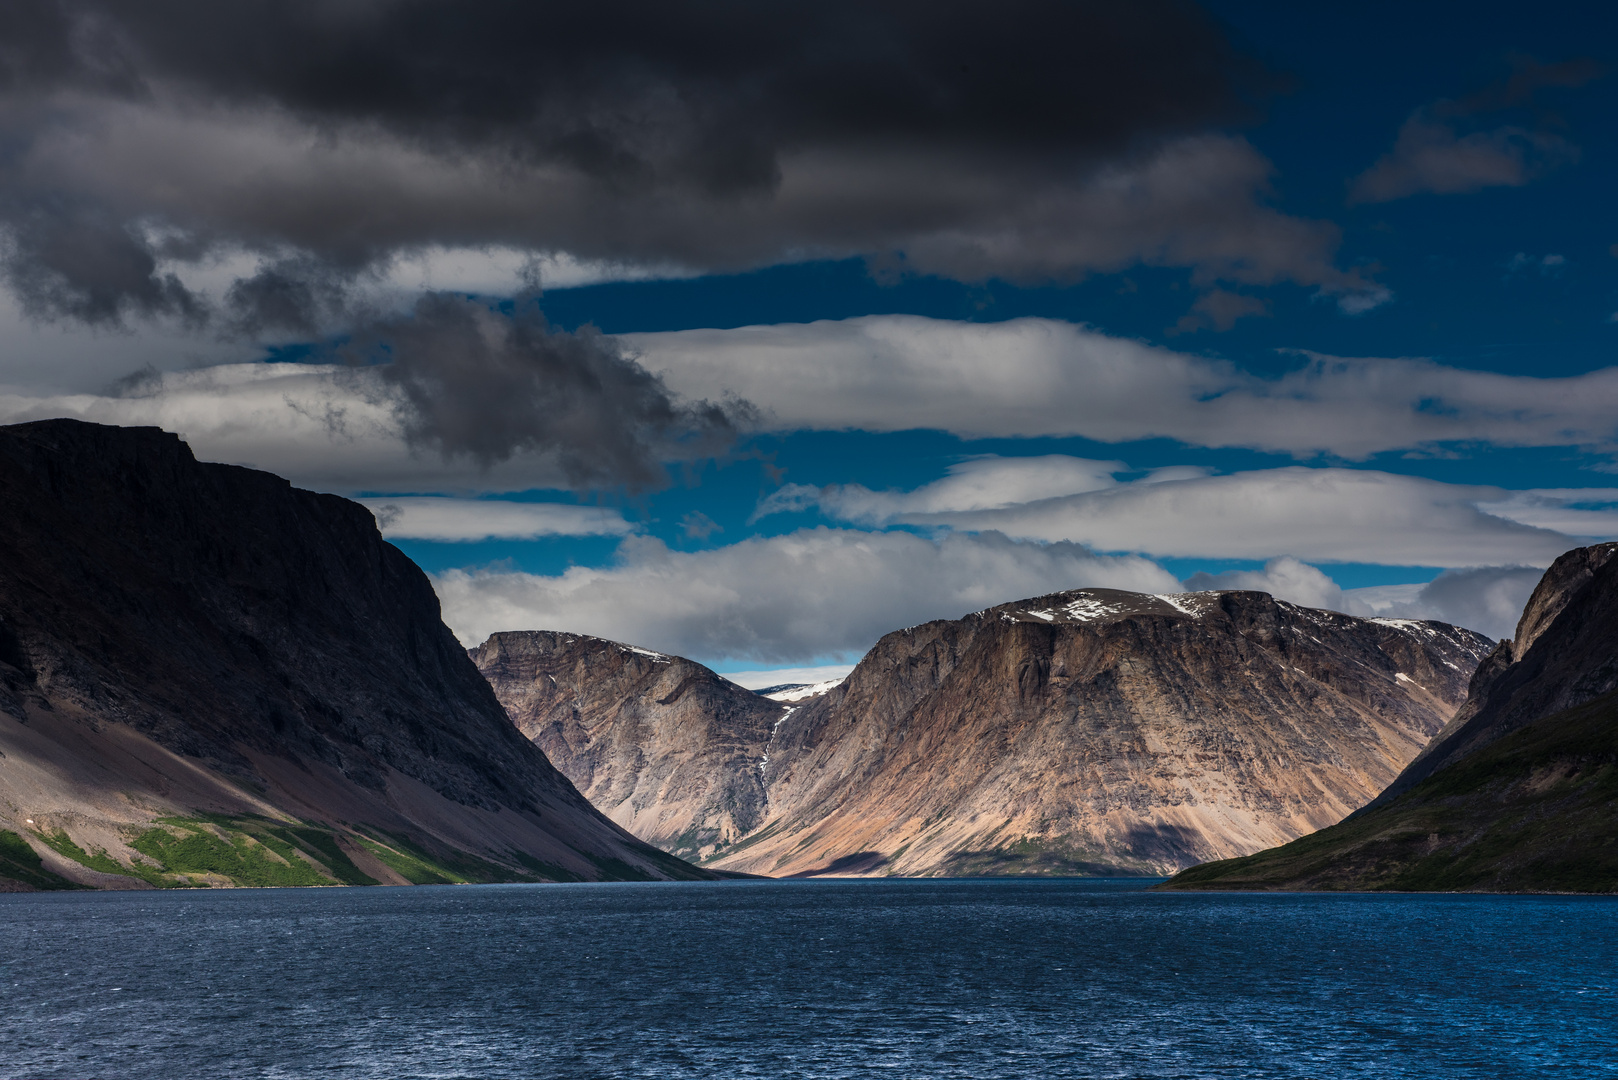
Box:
[477,588,1491,877]
[0,419,708,890]
[472,631,782,861]
[1162,544,1618,892]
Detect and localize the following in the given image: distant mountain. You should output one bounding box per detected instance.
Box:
[472,631,782,861]
[0,420,710,890]
[476,589,1492,877]
[1162,544,1618,893]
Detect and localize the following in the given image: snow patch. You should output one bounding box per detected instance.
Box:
[622,645,672,662]
[763,679,844,703]
[1371,618,1436,636]
[1152,594,1203,617]
[1061,596,1119,622]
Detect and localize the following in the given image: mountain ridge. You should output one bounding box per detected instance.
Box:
[477,586,1493,877]
[1161,543,1618,893]
[0,419,710,889]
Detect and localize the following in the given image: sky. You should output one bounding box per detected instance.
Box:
[0,0,1615,681]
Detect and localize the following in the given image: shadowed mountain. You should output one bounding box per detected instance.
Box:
[0,419,711,890]
[477,589,1491,877]
[1161,544,1618,893]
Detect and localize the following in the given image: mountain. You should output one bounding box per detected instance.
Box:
[0,419,710,890]
[1161,544,1618,893]
[474,589,1492,877]
[471,631,783,861]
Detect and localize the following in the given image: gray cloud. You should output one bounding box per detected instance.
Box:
[0,0,1388,326]
[1348,114,1578,204]
[1348,59,1600,205]
[341,294,754,490]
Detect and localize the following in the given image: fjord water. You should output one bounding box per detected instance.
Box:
[2,880,1613,1079]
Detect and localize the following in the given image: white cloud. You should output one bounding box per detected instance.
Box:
[1184,557,1544,642]
[431,527,1181,663]
[634,314,1618,456]
[1183,557,1349,612]
[1343,566,1544,642]
[753,455,1122,524]
[759,456,1593,569]
[360,497,635,542]
[1475,489,1618,537]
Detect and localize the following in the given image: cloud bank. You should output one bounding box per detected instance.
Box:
[0,0,1385,331]
[636,315,1618,456]
[762,456,1600,568]
[432,527,1180,661]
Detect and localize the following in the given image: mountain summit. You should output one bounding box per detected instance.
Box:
[477,587,1491,877]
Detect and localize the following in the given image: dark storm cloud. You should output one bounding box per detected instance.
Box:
[0,0,1390,325]
[343,293,754,491]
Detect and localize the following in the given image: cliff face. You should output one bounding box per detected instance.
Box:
[1163,544,1618,893]
[0,419,706,890]
[478,588,1491,877]
[471,631,782,861]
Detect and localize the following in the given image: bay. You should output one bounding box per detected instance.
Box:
[1,878,1614,1079]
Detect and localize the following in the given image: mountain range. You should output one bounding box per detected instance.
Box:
[475,589,1492,877]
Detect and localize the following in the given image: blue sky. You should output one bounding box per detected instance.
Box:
[0,1,1614,676]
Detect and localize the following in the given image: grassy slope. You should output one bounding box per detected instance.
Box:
[0,829,85,890]
[1161,690,1618,893]
[20,814,600,889]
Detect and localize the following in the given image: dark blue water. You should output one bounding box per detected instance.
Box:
[1,879,1614,1079]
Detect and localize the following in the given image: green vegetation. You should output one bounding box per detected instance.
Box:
[35,828,171,886]
[355,827,542,885]
[355,835,458,884]
[1162,690,1618,893]
[131,819,330,888]
[277,826,378,886]
[0,829,86,890]
[23,812,694,889]
[32,814,389,889]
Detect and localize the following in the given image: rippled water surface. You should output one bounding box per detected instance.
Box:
[2,878,1615,1079]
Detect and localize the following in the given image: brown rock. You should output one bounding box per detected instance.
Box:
[477,587,1492,877]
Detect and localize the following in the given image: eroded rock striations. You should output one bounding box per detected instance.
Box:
[477,589,1491,877]
[0,419,708,889]
[472,631,783,861]
[1163,543,1618,892]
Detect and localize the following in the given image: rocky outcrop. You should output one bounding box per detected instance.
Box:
[479,588,1491,877]
[1162,544,1618,893]
[1360,542,1618,809]
[472,631,782,860]
[0,419,709,889]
